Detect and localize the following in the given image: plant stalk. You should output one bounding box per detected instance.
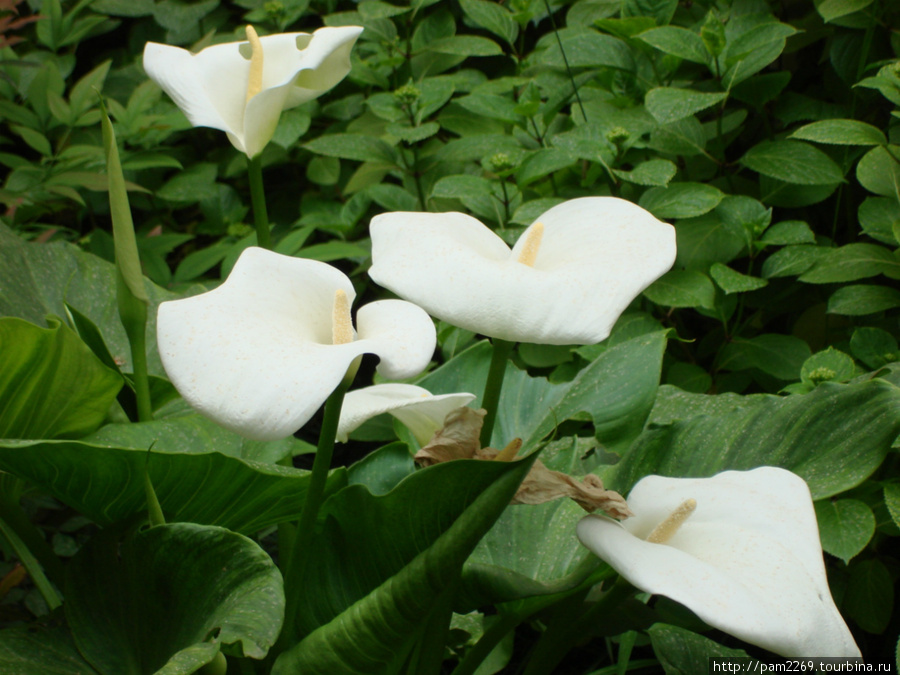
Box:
[480,338,514,448]
[247,155,271,250]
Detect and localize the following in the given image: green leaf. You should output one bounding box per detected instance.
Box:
[0,317,122,440]
[814,499,874,563]
[611,159,677,187]
[789,119,886,146]
[760,245,827,279]
[709,263,767,294]
[760,220,816,245]
[639,183,724,219]
[817,0,875,22]
[67,523,284,674]
[649,624,755,675]
[718,334,811,380]
[11,125,52,156]
[884,484,900,528]
[432,175,494,199]
[856,146,900,198]
[844,559,893,634]
[850,327,898,369]
[431,35,503,57]
[638,26,707,64]
[827,284,900,316]
[858,197,900,245]
[0,626,96,675]
[674,215,746,270]
[274,457,535,672]
[516,148,576,186]
[800,347,856,385]
[539,28,634,71]
[614,379,900,500]
[621,0,677,25]
[644,88,726,125]
[740,140,844,185]
[156,163,218,204]
[799,243,900,283]
[304,133,397,164]
[643,270,716,309]
[648,117,707,156]
[458,0,517,46]
[0,435,341,533]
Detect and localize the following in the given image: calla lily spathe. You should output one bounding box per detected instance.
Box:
[157,247,436,441]
[337,383,475,445]
[368,197,676,345]
[143,26,363,158]
[576,467,859,658]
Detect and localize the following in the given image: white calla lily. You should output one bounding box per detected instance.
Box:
[157,247,436,441]
[143,26,363,158]
[576,467,860,658]
[337,383,475,445]
[369,197,676,345]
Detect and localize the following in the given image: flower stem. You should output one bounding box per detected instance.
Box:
[247,155,271,250]
[480,338,514,448]
[278,374,353,648]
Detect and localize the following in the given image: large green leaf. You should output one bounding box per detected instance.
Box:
[0,317,122,439]
[740,140,844,185]
[0,224,180,377]
[609,379,900,499]
[0,437,343,533]
[274,456,535,673]
[67,523,284,674]
[418,332,667,454]
[0,627,97,675]
[649,624,755,674]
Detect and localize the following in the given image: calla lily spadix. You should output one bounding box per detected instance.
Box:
[143,25,363,158]
[156,247,436,441]
[337,383,475,445]
[576,467,860,658]
[368,197,677,345]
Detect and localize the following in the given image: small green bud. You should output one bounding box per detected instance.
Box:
[806,366,837,384]
[264,1,285,20]
[606,127,629,144]
[489,152,515,173]
[393,82,421,106]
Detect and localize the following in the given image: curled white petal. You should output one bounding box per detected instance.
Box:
[369,197,676,345]
[356,300,436,380]
[337,384,476,444]
[143,26,362,157]
[576,467,859,658]
[157,247,435,441]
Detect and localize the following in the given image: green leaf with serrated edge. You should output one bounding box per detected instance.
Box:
[740,140,844,185]
[884,484,900,528]
[827,284,900,316]
[718,334,811,380]
[644,88,726,125]
[760,220,816,245]
[516,148,576,186]
[538,28,634,71]
[675,215,746,270]
[67,523,283,674]
[814,499,874,564]
[801,347,855,385]
[304,133,396,164]
[643,270,716,309]
[859,197,900,246]
[611,379,900,499]
[851,327,898,369]
[612,159,677,186]
[647,117,706,156]
[458,0,517,45]
[274,457,534,672]
[790,119,886,146]
[0,626,96,675]
[857,146,900,198]
[650,624,756,675]
[432,175,493,199]
[0,317,122,440]
[638,26,708,64]
[431,35,503,56]
[800,243,900,283]
[844,559,892,634]
[817,0,875,22]
[0,437,343,533]
[640,183,724,219]
[709,263,767,294]
[760,245,827,279]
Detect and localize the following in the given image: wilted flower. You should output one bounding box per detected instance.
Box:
[157,247,436,441]
[368,197,676,345]
[576,467,860,658]
[336,383,475,445]
[143,26,363,158]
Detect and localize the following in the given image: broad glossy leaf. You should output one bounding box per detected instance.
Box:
[538,28,634,71]
[817,0,875,22]
[844,559,892,634]
[638,26,707,64]
[650,624,754,674]
[304,133,397,164]
[0,437,343,533]
[709,263,767,294]
[276,456,534,672]
[0,317,122,439]
[610,379,900,499]
[67,523,283,674]
[856,146,900,198]
[0,626,96,675]
[611,159,677,187]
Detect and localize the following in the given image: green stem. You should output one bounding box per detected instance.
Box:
[0,480,65,587]
[278,374,353,648]
[0,513,62,611]
[480,338,514,448]
[130,321,153,423]
[247,155,271,250]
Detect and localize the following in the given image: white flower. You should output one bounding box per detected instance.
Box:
[576,467,860,658]
[143,26,363,158]
[337,383,475,445]
[368,197,676,345]
[156,247,436,441]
